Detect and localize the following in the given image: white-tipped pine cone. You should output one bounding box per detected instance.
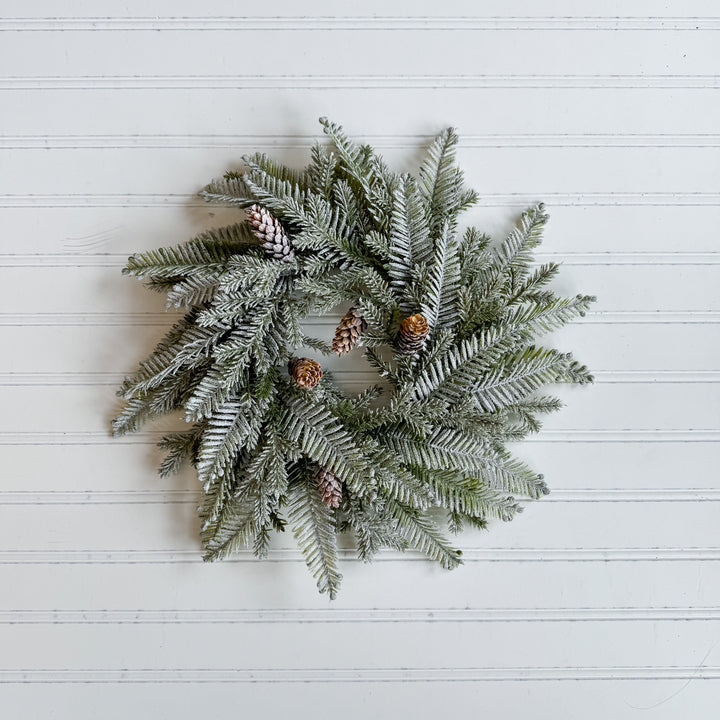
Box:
[315,466,343,508]
[246,204,294,262]
[396,313,430,354]
[332,307,367,355]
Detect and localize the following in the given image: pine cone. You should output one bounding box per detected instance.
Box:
[288,357,322,389]
[246,204,294,262]
[396,313,430,354]
[315,466,343,508]
[332,307,367,356]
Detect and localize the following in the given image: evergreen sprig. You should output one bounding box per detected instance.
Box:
[114,118,595,598]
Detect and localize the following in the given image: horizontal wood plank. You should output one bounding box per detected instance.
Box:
[0,381,716,433]
[2,147,719,196]
[1,28,718,78]
[0,681,716,720]
[1,441,717,493]
[0,619,717,669]
[0,498,716,554]
[1,323,717,374]
[1,265,717,315]
[2,558,719,610]
[2,205,719,253]
[3,88,720,137]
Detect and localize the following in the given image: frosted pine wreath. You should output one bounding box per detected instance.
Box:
[113,118,594,598]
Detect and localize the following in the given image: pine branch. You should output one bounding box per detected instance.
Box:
[123,224,253,280]
[557,356,595,384]
[387,174,430,310]
[243,152,308,191]
[333,178,371,237]
[163,274,221,309]
[120,323,229,400]
[112,363,209,436]
[343,491,406,561]
[248,431,291,558]
[423,470,522,521]
[157,427,204,477]
[196,392,268,490]
[383,425,495,476]
[477,203,548,299]
[306,143,339,199]
[280,390,374,496]
[288,468,342,598]
[362,230,391,260]
[476,448,549,498]
[411,324,521,402]
[200,175,255,206]
[300,334,334,355]
[241,172,309,228]
[419,223,461,332]
[218,253,289,295]
[185,304,279,419]
[384,499,463,570]
[243,174,359,267]
[418,126,473,235]
[506,262,560,306]
[319,116,375,199]
[201,474,257,561]
[504,294,596,341]
[202,426,289,561]
[458,226,491,283]
[363,347,399,384]
[471,346,569,413]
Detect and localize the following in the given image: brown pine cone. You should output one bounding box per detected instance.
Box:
[396,313,430,354]
[288,357,322,389]
[246,204,295,262]
[332,307,367,356]
[315,466,343,508]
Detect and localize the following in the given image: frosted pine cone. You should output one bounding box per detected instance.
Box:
[288,357,322,389]
[246,204,294,262]
[396,313,430,354]
[315,466,343,508]
[332,307,367,356]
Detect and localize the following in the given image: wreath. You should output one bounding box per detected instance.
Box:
[113,118,594,598]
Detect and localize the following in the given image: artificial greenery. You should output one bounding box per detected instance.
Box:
[113,118,594,598]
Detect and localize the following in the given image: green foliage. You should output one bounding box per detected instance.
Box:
[418,223,462,332]
[201,422,289,562]
[387,174,430,310]
[288,464,342,599]
[114,118,594,598]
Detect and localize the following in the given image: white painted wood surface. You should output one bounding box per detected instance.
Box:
[1,1,719,716]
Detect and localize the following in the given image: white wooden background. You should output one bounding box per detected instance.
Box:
[1,1,719,716]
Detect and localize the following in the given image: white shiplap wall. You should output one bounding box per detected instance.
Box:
[1,1,719,716]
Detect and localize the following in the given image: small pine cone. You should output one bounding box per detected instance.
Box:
[315,466,343,509]
[396,313,430,354]
[246,204,294,262]
[332,307,367,356]
[288,357,322,389]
